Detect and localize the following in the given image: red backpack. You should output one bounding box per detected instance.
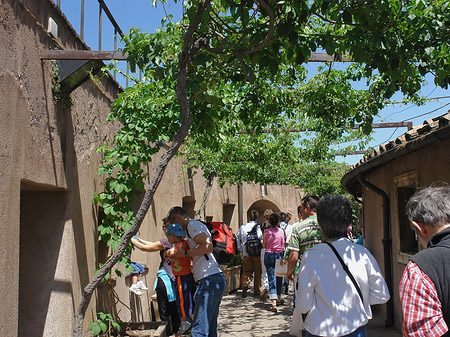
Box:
[187,221,237,265]
[206,221,237,265]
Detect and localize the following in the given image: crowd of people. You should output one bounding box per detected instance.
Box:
[127,186,450,337]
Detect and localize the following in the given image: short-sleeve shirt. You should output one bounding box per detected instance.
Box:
[186,219,222,281]
[264,227,285,253]
[170,241,192,276]
[286,215,322,275]
[236,221,263,257]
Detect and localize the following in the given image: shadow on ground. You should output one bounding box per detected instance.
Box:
[218,289,402,337]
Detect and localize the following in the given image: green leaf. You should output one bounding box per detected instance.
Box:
[90,323,101,336]
[114,184,124,194]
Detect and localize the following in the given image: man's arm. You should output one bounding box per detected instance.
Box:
[168,232,213,258]
[236,226,244,252]
[286,250,299,281]
[131,237,165,252]
[399,261,448,337]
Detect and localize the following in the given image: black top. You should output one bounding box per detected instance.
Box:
[410,227,450,335]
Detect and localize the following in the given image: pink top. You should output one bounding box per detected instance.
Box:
[264,227,285,253]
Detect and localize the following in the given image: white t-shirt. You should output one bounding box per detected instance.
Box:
[186,219,222,281]
[236,221,263,257]
[284,223,294,243]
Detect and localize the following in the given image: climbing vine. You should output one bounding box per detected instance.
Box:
[50,60,73,109]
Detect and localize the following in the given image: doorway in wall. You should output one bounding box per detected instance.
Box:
[18,184,70,336]
[246,200,280,225]
[223,204,235,226]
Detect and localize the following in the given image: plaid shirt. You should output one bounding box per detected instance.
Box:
[399,261,449,337]
[284,215,322,275]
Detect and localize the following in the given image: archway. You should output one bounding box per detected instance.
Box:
[246,199,280,225]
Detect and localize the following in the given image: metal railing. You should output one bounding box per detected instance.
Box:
[55,0,129,85]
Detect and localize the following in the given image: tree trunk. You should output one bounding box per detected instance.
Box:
[72,2,211,336]
[195,173,215,220]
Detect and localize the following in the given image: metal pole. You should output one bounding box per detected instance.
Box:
[80,0,85,40]
[114,28,117,80]
[98,3,103,51]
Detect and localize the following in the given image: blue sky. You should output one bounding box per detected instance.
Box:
[59,0,450,166]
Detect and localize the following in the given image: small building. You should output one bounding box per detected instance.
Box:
[341,112,450,332]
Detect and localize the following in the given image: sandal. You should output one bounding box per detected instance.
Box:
[276,299,285,305]
[270,306,278,312]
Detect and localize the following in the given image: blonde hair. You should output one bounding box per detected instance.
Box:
[263,209,273,219]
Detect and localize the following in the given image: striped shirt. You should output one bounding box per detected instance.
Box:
[399,261,448,337]
[285,215,322,275]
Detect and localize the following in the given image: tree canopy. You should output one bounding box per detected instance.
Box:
[74,1,450,335]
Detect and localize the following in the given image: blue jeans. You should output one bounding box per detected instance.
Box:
[264,251,284,300]
[305,325,366,337]
[130,262,145,274]
[191,272,227,337]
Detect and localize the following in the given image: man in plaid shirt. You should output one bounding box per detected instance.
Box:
[399,185,450,337]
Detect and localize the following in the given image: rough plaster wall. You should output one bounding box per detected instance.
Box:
[0,72,28,336]
[0,1,67,188]
[0,0,121,335]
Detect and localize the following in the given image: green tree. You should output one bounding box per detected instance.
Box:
[73,1,450,335]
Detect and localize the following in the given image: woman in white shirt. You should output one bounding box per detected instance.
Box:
[297,195,390,337]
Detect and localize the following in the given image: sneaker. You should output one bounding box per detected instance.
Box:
[129,284,142,296]
[177,321,192,335]
[137,280,148,291]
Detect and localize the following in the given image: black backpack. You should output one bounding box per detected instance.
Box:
[245,224,262,257]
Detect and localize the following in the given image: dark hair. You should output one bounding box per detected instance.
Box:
[249,209,259,221]
[301,195,320,212]
[268,213,280,227]
[166,206,188,222]
[279,212,287,222]
[317,195,352,239]
[406,185,450,228]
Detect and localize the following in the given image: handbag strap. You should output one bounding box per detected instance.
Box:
[324,241,364,304]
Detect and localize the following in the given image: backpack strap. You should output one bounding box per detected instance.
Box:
[250,223,259,234]
[324,242,363,304]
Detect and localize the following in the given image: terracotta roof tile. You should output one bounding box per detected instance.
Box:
[350,110,450,170]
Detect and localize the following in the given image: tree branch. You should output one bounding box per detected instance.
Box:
[239,0,275,55]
